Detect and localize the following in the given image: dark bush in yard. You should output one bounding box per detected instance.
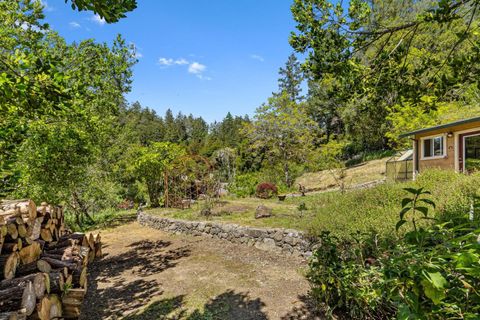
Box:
[255,182,278,199]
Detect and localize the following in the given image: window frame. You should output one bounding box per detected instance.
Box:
[420,134,447,160]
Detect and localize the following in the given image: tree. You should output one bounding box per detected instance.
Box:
[0,1,136,222]
[290,0,480,151]
[245,92,317,187]
[278,53,304,102]
[65,0,137,23]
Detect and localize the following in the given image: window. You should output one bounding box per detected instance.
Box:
[422,136,445,158]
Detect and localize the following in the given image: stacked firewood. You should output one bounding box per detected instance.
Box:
[0,200,102,319]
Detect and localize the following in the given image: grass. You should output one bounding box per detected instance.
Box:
[295,157,390,191]
[146,170,480,238]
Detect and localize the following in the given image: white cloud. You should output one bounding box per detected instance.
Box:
[196,75,212,81]
[69,21,81,28]
[175,58,189,65]
[90,14,106,26]
[188,62,206,75]
[158,57,210,79]
[158,57,174,66]
[250,54,265,62]
[158,57,190,66]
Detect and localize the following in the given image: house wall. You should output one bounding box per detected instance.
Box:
[417,134,455,171]
[414,120,480,173]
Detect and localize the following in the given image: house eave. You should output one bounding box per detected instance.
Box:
[399,116,480,138]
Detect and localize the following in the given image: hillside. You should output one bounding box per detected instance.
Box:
[295,157,390,191]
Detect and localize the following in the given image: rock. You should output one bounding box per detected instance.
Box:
[273,231,284,242]
[247,228,265,238]
[255,238,279,252]
[284,236,296,246]
[255,205,272,219]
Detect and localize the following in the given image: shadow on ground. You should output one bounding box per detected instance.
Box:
[280,295,324,320]
[124,290,268,320]
[81,240,191,319]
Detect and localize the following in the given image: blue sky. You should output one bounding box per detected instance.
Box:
[41,1,298,122]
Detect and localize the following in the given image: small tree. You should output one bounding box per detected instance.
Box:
[245,92,317,187]
[131,142,186,207]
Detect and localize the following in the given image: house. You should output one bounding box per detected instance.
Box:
[400,116,480,175]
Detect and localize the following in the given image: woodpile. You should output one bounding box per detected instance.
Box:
[0,200,102,319]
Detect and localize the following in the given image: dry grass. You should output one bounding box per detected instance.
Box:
[295,157,389,191]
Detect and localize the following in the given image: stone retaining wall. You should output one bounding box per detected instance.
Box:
[137,212,316,257]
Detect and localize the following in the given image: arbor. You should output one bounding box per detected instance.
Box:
[131,142,186,208]
[245,92,317,187]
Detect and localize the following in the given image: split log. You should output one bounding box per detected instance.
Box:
[71,267,87,288]
[45,271,64,295]
[1,239,22,253]
[18,242,41,265]
[0,200,36,222]
[35,294,62,320]
[0,273,46,300]
[62,289,85,319]
[0,253,18,280]
[0,280,36,316]
[94,234,102,258]
[39,258,77,271]
[0,310,27,320]
[15,260,51,278]
[29,217,43,241]
[6,224,17,240]
[39,229,52,243]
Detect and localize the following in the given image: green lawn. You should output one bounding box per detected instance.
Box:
[146,169,480,238]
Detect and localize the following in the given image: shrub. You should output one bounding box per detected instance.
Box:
[228,173,259,197]
[307,187,480,319]
[255,182,278,199]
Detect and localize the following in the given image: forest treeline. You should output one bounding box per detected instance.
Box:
[2,0,480,222]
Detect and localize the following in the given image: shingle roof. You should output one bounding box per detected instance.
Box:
[399,116,480,138]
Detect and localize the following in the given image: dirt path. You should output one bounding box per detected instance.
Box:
[81,222,319,320]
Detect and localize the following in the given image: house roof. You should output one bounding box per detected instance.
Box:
[399,116,480,138]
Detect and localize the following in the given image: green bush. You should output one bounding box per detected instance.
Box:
[65,207,136,232]
[228,172,259,197]
[307,187,480,319]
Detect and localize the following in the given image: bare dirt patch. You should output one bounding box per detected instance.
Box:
[81,222,320,319]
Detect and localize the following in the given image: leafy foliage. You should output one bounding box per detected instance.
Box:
[130,142,186,207]
[65,0,137,23]
[307,187,480,319]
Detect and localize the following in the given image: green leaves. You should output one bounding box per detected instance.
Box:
[65,0,137,23]
[421,271,447,305]
[397,187,436,232]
